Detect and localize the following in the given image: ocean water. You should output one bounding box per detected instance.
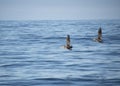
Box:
[0,20,120,86]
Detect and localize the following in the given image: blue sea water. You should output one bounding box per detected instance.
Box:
[0,20,120,86]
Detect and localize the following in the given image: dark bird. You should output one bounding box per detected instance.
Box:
[95,27,102,42]
[64,35,72,49]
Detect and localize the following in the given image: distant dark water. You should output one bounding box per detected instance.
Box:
[0,20,120,86]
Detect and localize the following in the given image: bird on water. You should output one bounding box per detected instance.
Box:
[64,35,72,49]
[95,27,102,42]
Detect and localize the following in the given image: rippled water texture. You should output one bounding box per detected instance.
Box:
[0,20,120,86]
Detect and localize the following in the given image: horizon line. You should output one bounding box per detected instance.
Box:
[0,19,120,21]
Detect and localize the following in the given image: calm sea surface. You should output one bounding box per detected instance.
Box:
[0,20,120,86]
